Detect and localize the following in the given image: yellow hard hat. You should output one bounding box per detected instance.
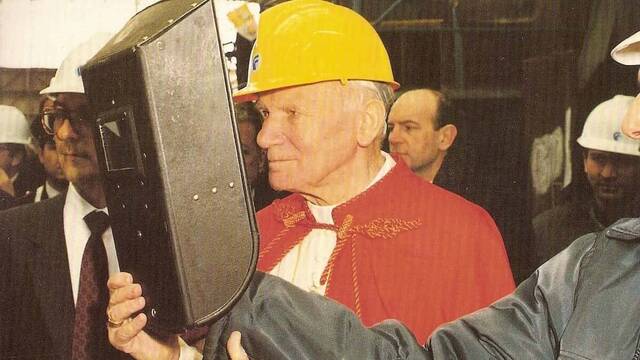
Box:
[234,0,399,103]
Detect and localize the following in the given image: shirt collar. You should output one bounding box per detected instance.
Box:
[66,183,109,219]
[307,151,396,221]
[606,217,640,241]
[45,181,62,198]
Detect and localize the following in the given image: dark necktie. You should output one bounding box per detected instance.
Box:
[41,187,49,201]
[71,211,111,360]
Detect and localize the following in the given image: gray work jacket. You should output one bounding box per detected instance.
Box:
[205,218,640,359]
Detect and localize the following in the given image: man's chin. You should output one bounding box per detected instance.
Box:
[62,167,100,185]
[268,173,294,192]
[268,179,289,192]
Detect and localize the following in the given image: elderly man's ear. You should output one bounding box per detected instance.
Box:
[356,99,386,147]
[622,93,640,140]
[437,124,458,151]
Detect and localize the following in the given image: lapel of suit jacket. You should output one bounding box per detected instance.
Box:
[27,194,75,359]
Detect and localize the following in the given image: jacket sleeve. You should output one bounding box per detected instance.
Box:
[203,271,431,360]
[203,235,596,360]
[427,234,597,359]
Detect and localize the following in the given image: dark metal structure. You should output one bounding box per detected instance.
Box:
[82,0,258,335]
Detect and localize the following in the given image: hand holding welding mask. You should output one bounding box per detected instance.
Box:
[106,272,181,360]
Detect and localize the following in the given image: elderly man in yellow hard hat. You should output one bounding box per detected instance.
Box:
[205,29,640,359]
[106,0,513,358]
[104,25,640,360]
[210,29,640,359]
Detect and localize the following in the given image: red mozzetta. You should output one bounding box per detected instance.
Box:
[256,158,515,344]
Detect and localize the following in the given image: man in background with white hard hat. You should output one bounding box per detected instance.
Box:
[0,105,40,210]
[0,33,126,360]
[532,95,640,267]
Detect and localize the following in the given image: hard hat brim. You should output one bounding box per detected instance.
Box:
[233,79,400,104]
[39,83,85,95]
[611,31,640,65]
[577,137,640,157]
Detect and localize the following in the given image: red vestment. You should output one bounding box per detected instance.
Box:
[256,160,515,344]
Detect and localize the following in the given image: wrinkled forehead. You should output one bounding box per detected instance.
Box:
[255,81,353,109]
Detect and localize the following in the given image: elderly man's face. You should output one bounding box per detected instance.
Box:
[53,93,100,185]
[388,90,441,172]
[584,149,640,205]
[255,81,360,195]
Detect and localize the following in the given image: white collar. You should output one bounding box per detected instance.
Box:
[307,151,396,224]
[45,181,62,198]
[65,183,108,219]
[369,151,396,187]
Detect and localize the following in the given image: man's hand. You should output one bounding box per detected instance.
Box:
[107,272,180,360]
[227,331,249,360]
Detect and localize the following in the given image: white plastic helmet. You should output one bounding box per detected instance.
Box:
[0,105,31,145]
[611,31,640,65]
[40,33,112,95]
[577,95,640,156]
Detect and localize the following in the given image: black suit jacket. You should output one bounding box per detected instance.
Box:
[0,195,75,359]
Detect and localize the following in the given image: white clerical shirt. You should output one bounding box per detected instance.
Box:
[268,151,396,295]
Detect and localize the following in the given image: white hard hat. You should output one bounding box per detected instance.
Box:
[611,31,640,65]
[40,33,112,95]
[0,105,31,144]
[577,95,640,156]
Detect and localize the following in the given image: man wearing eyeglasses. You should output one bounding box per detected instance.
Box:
[0,33,127,360]
[29,96,68,202]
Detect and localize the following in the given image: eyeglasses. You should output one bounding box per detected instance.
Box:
[41,108,91,136]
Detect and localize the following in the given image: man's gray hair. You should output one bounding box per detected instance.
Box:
[350,80,395,114]
[349,80,395,137]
